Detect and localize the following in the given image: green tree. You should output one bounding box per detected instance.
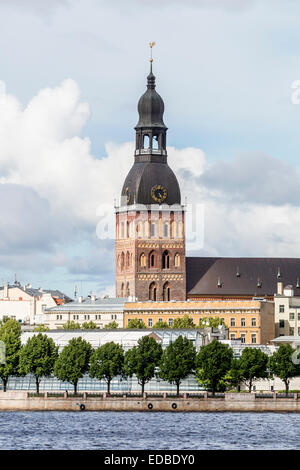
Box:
[238,347,269,392]
[0,316,11,326]
[159,335,196,396]
[172,315,196,329]
[195,340,233,395]
[268,344,300,395]
[127,318,147,329]
[19,333,59,393]
[124,336,162,394]
[54,337,92,394]
[82,321,98,329]
[104,321,118,329]
[153,320,169,329]
[61,320,81,330]
[90,342,124,394]
[221,358,243,391]
[198,317,226,328]
[33,324,50,332]
[0,319,22,392]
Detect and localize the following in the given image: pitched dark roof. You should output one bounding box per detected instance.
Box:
[186,257,300,297]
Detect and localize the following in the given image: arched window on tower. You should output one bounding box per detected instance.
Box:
[140,253,146,267]
[152,134,159,150]
[126,282,130,297]
[174,253,181,267]
[121,283,125,297]
[126,251,130,268]
[121,252,125,271]
[163,282,170,301]
[143,135,150,149]
[149,282,157,301]
[149,250,157,268]
[162,250,170,269]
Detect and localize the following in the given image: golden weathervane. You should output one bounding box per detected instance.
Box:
[149,41,155,63]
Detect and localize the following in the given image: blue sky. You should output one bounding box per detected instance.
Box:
[0,0,300,298]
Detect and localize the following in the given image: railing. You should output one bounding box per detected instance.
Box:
[255,393,274,398]
[207,392,225,399]
[276,393,295,399]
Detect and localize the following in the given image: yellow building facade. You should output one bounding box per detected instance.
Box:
[124,300,275,345]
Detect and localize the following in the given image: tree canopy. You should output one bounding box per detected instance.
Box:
[198,317,226,329]
[90,342,124,394]
[0,319,22,391]
[238,347,269,392]
[127,318,147,329]
[153,320,169,329]
[268,344,300,395]
[54,337,92,393]
[159,335,196,395]
[124,336,162,394]
[104,321,118,329]
[19,333,58,393]
[172,315,196,329]
[195,340,233,395]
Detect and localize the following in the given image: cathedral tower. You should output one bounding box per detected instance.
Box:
[115,55,186,301]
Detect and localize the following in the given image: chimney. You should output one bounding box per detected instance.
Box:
[277,281,283,295]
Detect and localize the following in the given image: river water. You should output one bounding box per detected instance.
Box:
[0,411,298,450]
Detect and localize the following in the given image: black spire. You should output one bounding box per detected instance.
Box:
[120,48,181,207]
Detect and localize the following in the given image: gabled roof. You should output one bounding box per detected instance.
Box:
[186,257,300,297]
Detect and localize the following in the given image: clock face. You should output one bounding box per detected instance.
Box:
[151,184,167,203]
[125,187,131,204]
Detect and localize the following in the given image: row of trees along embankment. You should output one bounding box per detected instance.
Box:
[0,318,300,395]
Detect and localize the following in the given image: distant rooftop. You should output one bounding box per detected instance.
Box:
[44,296,127,312]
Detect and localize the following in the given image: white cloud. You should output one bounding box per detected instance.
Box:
[0,77,300,288]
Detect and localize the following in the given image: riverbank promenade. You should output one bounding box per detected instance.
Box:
[1,390,300,412]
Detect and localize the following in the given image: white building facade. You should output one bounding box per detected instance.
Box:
[0,283,70,325]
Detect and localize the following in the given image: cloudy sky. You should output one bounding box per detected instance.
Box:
[0,0,300,297]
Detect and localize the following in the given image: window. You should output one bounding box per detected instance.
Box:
[298,327,300,336]
[149,282,157,301]
[121,252,125,271]
[140,253,146,267]
[241,318,246,327]
[290,327,295,336]
[279,305,285,313]
[163,282,170,301]
[126,251,130,268]
[162,251,170,269]
[148,318,153,327]
[290,312,295,321]
[138,318,143,324]
[126,282,130,297]
[251,318,257,327]
[168,318,173,327]
[230,318,235,327]
[152,134,159,150]
[251,334,257,344]
[230,333,236,340]
[56,315,62,320]
[95,315,101,320]
[143,134,150,148]
[163,223,169,238]
[279,319,285,328]
[121,283,125,297]
[240,334,246,344]
[298,312,300,321]
[84,315,90,320]
[171,221,177,238]
[149,250,157,268]
[158,318,163,323]
[73,315,79,320]
[174,253,180,267]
